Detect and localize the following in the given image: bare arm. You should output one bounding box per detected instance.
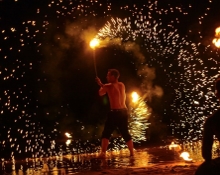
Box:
[121,83,126,104]
[95,77,107,96]
[99,86,107,96]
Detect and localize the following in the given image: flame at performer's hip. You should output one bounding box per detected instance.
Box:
[129,91,150,143]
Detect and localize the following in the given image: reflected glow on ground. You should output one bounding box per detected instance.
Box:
[1,141,219,174]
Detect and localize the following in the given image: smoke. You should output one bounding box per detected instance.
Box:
[96,37,122,48]
[123,42,163,100]
[120,42,161,100]
[138,66,164,101]
[123,41,145,63]
[94,37,164,101]
[65,21,99,52]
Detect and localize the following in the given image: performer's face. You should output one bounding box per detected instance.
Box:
[106,72,115,83]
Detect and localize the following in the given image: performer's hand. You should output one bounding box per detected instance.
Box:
[95,77,103,87]
[95,77,101,85]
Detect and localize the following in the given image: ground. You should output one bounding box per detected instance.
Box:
[77,162,200,175]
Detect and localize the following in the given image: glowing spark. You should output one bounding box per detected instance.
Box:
[90,38,99,49]
[193,100,199,105]
[96,17,131,41]
[66,139,71,146]
[65,132,72,138]
[180,152,193,161]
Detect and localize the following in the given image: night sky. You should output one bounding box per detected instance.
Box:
[0,0,220,157]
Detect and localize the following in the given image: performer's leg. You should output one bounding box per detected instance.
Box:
[118,111,134,156]
[126,139,134,156]
[99,113,115,158]
[101,138,109,154]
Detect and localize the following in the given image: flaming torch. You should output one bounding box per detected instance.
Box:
[213,27,220,48]
[90,38,100,76]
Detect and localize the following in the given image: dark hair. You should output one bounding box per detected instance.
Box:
[215,77,220,93]
[108,69,120,78]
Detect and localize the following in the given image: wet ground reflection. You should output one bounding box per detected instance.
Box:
[1,141,219,175]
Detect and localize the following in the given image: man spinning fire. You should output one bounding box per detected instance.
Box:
[95,69,134,158]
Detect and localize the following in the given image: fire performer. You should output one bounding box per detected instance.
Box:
[95,69,134,158]
[195,78,220,175]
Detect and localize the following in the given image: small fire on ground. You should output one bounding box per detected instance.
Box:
[180,152,193,162]
[168,142,193,162]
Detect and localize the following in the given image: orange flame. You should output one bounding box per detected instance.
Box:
[213,38,220,48]
[213,27,220,48]
[169,142,182,152]
[90,38,100,49]
[131,92,139,103]
[180,152,193,161]
[215,27,220,35]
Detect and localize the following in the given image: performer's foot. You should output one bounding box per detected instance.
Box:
[97,152,106,159]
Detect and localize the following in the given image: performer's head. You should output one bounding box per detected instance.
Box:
[215,77,220,99]
[107,69,120,83]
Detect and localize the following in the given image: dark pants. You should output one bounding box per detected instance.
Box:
[195,158,220,175]
[101,109,132,142]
